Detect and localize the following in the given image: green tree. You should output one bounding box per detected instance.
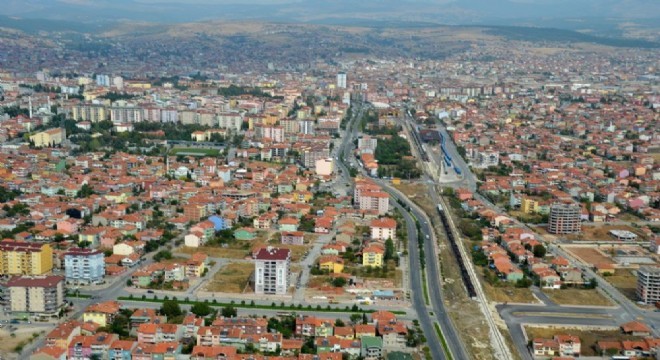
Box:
[384,238,395,261]
[153,250,173,262]
[190,302,213,317]
[221,305,237,318]
[160,300,182,318]
[331,277,347,288]
[532,244,546,258]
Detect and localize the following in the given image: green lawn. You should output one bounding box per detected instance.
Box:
[170,148,220,156]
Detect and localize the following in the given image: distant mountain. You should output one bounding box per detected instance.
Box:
[1,0,659,24]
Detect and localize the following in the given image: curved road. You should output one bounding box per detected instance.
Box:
[338,102,469,360]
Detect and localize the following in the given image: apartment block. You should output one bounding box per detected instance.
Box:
[64,248,105,285]
[254,247,290,295]
[7,275,65,315]
[637,266,660,305]
[0,239,53,276]
[548,203,581,234]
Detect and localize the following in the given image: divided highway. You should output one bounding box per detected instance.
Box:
[338,102,468,360]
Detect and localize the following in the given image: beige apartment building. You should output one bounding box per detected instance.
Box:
[7,275,65,316]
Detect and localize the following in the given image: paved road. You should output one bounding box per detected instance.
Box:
[338,102,470,360]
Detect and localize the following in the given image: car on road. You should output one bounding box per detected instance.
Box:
[147,290,154,294]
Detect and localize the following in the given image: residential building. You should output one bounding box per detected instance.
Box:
[361,336,383,359]
[548,202,581,234]
[64,248,105,285]
[0,239,53,275]
[83,301,122,327]
[370,217,397,241]
[362,243,385,268]
[254,247,291,295]
[358,191,389,215]
[637,266,660,305]
[7,275,65,316]
[337,72,347,89]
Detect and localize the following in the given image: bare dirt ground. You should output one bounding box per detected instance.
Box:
[566,247,616,266]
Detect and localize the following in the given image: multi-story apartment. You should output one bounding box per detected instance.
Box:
[110,106,143,123]
[0,239,53,275]
[64,248,105,285]
[72,104,108,122]
[337,72,347,89]
[301,144,329,168]
[254,247,290,295]
[357,136,378,154]
[358,191,390,215]
[548,203,581,234]
[637,266,660,305]
[7,275,65,315]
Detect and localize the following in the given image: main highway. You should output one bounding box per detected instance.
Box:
[424,112,660,358]
[337,101,469,360]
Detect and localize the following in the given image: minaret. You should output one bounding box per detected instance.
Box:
[28,96,33,118]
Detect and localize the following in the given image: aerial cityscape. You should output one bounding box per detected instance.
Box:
[0,1,659,360]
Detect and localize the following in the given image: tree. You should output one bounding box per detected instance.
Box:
[77,183,95,198]
[349,313,362,324]
[362,312,368,324]
[384,238,395,261]
[532,244,547,258]
[190,302,213,317]
[160,300,182,318]
[153,250,173,262]
[331,277,347,288]
[334,319,345,327]
[221,305,237,318]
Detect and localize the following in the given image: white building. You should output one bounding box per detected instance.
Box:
[637,266,660,305]
[315,158,334,176]
[337,72,347,89]
[370,217,397,241]
[359,191,390,215]
[64,248,105,285]
[254,247,290,295]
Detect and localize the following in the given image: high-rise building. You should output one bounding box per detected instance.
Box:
[337,72,347,89]
[548,203,581,234]
[95,74,110,87]
[64,248,105,285]
[7,275,65,315]
[0,240,53,276]
[637,266,660,305]
[254,247,290,295]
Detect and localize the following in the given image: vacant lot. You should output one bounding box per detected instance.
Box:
[0,328,38,357]
[206,262,253,293]
[566,247,615,266]
[603,269,638,301]
[179,244,250,259]
[524,326,639,356]
[566,224,647,242]
[541,288,613,307]
[477,268,538,304]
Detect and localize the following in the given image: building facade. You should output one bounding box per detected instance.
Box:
[0,240,53,275]
[254,247,290,295]
[7,275,65,315]
[548,203,581,234]
[64,248,105,284]
[637,266,660,305]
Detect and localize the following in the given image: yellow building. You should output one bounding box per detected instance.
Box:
[29,128,65,148]
[521,197,540,214]
[319,255,344,274]
[83,301,121,327]
[0,240,53,275]
[362,244,384,268]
